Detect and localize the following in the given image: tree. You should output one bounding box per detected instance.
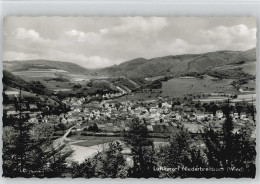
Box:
[88,123,99,132]
[2,126,20,177]
[235,102,246,117]
[195,102,201,109]
[158,102,162,108]
[43,144,74,178]
[156,129,198,178]
[205,100,235,175]
[91,142,128,178]
[70,159,94,178]
[3,92,10,104]
[70,142,128,178]
[124,118,159,178]
[3,95,72,178]
[3,120,73,177]
[222,102,234,165]
[209,102,218,116]
[73,83,82,90]
[31,123,54,141]
[231,127,256,178]
[247,103,256,124]
[202,99,256,178]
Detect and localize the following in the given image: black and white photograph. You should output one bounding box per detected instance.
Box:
[2,16,257,178]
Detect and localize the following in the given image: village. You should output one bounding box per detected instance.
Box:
[5,92,253,138]
[4,86,256,142]
[64,95,255,135]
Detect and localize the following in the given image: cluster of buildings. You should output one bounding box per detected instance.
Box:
[4,93,254,137]
[57,96,254,135]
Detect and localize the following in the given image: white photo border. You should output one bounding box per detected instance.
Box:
[0,0,259,184]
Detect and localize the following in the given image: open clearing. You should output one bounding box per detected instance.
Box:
[240,62,256,75]
[211,61,256,76]
[162,77,236,97]
[71,137,121,147]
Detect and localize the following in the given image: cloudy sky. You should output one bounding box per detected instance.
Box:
[3,17,256,69]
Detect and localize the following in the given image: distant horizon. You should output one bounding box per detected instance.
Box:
[3,46,256,70]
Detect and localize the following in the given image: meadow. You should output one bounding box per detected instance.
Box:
[240,62,256,75]
[211,61,256,76]
[12,69,86,92]
[162,77,236,97]
[12,69,65,80]
[72,137,120,147]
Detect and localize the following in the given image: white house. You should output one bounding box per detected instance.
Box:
[196,114,205,121]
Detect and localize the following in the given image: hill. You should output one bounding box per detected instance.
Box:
[3,70,71,116]
[3,59,89,74]
[98,48,256,78]
[3,70,52,96]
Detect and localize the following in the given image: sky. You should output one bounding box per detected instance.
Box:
[3,17,257,69]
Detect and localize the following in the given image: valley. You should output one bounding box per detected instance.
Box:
[2,48,257,168]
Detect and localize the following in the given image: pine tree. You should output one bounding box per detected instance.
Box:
[203,99,256,178]
[92,142,128,178]
[124,118,159,178]
[3,89,73,177]
[156,128,200,178]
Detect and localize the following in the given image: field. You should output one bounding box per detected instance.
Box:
[12,69,93,82]
[240,62,256,75]
[4,86,41,100]
[193,93,256,105]
[11,69,116,92]
[69,133,169,148]
[241,80,256,90]
[233,94,256,105]
[12,69,66,80]
[42,81,73,92]
[162,76,236,97]
[72,137,121,147]
[211,61,256,76]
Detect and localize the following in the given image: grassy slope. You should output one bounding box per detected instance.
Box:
[3,59,89,74]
